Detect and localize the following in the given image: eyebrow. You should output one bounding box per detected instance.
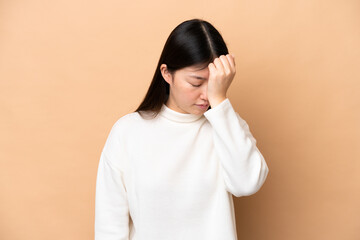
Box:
[188,75,207,80]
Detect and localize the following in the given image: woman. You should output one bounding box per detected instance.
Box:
[95,18,269,240]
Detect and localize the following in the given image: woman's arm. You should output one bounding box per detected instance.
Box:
[204,98,269,197]
[95,121,130,239]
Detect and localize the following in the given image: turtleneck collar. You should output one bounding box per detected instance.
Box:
[159,103,204,123]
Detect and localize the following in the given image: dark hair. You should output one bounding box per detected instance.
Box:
[133,18,229,119]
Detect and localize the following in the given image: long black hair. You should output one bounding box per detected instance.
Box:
[134,18,229,119]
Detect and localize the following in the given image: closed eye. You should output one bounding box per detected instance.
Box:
[191,84,201,87]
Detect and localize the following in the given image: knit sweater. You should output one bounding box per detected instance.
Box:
[94,98,269,240]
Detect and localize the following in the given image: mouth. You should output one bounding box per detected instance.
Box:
[195,104,209,109]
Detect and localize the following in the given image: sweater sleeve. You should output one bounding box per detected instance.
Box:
[203,98,269,197]
[95,121,130,240]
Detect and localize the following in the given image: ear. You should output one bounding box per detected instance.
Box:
[160,64,173,85]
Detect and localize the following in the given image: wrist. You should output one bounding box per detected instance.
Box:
[209,96,227,108]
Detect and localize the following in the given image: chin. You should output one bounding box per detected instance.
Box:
[193,108,206,115]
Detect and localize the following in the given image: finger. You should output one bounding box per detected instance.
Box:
[208,62,216,75]
[213,57,225,74]
[219,55,231,75]
[226,54,236,72]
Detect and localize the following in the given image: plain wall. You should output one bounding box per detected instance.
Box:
[0,0,359,239]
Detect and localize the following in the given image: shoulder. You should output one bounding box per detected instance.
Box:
[111,111,141,130]
[103,112,141,150]
[117,111,141,123]
[108,110,160,139]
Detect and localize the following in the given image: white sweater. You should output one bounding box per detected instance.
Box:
[94,98,269,240]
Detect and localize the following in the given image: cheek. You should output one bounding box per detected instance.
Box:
[175,83,199,102]
[185,90,199,103]
[178,83,194,95]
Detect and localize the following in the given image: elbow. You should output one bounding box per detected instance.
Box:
[229,161,269,198]
[227,185,258,198]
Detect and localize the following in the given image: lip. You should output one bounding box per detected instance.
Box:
[196,104,209,109]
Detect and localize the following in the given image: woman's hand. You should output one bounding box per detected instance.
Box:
[207,54,236,108]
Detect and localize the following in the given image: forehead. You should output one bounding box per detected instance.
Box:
[177,66,208,81]
[184,64,208,71]
[174,64,209,80]
[180,65,209,76]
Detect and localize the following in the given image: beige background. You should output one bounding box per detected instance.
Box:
[1,0,359,239]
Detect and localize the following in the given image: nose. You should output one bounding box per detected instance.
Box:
[200,84,208,103]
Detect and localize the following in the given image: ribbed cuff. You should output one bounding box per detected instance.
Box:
[203,98,233,119]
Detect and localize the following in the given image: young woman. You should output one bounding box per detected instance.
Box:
[95,18,269,240]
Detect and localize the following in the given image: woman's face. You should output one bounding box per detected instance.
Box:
[160,64,210,115]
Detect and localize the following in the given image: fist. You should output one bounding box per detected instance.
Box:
[207,54,236,108]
